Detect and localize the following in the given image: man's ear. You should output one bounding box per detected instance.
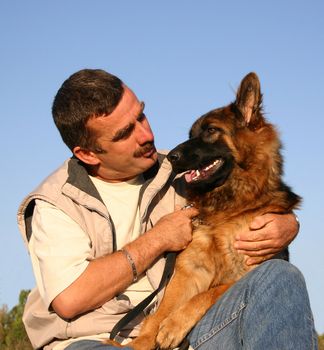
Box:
[73,146,100,165]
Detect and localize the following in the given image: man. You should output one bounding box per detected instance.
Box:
[18,69,317,350]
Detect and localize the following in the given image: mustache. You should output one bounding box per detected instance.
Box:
[133,142,156,158]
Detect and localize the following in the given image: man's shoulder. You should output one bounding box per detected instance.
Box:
[30,157,91,195]
[33,158,72,193]
[18,158,72,213]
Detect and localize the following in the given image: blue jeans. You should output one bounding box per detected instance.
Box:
[65,260,318,350]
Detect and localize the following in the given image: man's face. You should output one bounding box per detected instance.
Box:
[84,86,157,182]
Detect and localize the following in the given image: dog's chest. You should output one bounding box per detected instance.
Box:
[195,218,253,284]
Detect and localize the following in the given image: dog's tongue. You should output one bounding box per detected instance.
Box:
[185,170,196,183]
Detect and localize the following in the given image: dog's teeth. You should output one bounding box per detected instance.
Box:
[187,160,222,182]
[205,162,215,171]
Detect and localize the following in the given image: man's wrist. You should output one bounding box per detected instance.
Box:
[120,248,138,283]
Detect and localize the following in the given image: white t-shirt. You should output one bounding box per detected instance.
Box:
[89,175,154,305]
[29,175,154,348]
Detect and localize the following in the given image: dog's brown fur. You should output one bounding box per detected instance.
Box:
[107,72,301,349]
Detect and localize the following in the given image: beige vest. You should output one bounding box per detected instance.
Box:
[17,153,186,349]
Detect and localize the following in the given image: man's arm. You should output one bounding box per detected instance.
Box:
[234,212,299,265]
[50,206,198,319]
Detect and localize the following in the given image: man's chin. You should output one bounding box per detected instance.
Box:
[138,151,158,172]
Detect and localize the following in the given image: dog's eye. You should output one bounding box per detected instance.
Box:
[207,127,219,134]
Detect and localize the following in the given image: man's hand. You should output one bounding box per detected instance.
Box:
[51,205,198,319]
[234,213,299,265]
[153,205,199,252]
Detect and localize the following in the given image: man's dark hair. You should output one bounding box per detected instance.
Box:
[52,69,124,151]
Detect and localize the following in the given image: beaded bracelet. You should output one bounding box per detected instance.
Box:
[120,248,138,283]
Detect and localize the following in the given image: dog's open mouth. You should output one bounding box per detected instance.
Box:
[184,159,224,183]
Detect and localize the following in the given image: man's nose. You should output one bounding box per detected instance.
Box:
[136,123,154,145]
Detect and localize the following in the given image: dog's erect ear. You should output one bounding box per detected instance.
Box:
[235,72,262,126]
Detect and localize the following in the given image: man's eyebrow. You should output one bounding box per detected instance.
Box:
[111,102,146,142]
[137,102,146,120]
[140,101,145,113]
[111,122,135,142]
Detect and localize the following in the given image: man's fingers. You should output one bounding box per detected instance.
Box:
[180,206,199,218]
[237,247,277,257]
[246,254,274,266]
[235,238,283,256]
[235,231,267,242]
[234,239,274,251]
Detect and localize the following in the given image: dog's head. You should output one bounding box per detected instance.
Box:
[168,72,279,194]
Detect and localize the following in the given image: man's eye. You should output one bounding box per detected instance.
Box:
[138,113,146,122]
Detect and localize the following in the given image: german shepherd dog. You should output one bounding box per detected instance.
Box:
[109,72,301,349]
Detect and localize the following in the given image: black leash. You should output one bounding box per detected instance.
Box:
[110,252,177,340]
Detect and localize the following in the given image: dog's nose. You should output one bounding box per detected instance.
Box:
[167,151,181,163]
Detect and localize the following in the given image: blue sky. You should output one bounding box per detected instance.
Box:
[1,0,323,333]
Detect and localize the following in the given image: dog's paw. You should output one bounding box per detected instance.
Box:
[156,315,188,349]
[126,334,157,350]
